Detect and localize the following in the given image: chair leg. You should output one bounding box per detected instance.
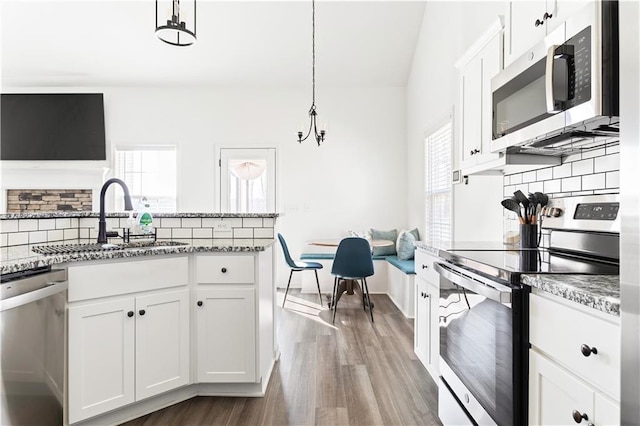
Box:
[363,277,374,322]
[361,280,366,311]
[282,269,294,308]
[332,277,338,324]
[314,269,323,306]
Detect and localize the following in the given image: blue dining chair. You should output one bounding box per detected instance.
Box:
[277,233,323,308]
[331,237,375,323]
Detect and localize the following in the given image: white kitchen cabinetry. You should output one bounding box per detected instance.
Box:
[505,0,590,67]
[414,248,440,381]
[528,290,620,425]
[457,20,502,174]
[67,257,190,424]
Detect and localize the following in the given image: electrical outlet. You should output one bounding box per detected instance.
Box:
[214,221,231,231]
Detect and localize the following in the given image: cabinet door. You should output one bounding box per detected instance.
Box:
[135,288,190,400]
[196,287,256,383]
[594,392,620,426]
[529,350,594,426]
[505,1,547,67]
[460,54,482,167]
[479,34,501,162]
[68,298,135,423]
[546,0,591,35]
[426,280,439,379]
[414,277,429,367]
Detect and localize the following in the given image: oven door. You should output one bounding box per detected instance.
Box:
[435,262,526,426]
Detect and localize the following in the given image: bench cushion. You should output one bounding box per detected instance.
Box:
[300,253,389,261]
[386,256,415,275]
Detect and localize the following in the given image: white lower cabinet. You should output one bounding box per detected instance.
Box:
[414,248,440,381]
[196,287,256,383]
[68,288,189,423]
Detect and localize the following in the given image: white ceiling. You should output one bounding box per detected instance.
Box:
[1,1,426,88]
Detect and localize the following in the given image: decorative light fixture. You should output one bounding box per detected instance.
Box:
[297,0,326,146]
[155,0,197,47]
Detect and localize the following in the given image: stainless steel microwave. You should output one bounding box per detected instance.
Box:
[491,1,618,155]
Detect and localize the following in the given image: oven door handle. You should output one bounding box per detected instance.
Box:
[434,263,512,304]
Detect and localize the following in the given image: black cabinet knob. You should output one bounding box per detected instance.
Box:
[139,309,146,316]
[127,311,134,317]
[572,409,588,423]
[543,12,553,20]
[422,264,428,269]
[535,18,544,27]
[469,149,480,156]
[197,301,203,307]
[221,267,227,273]
[580,344,598,357]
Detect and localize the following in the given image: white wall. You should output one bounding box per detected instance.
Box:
[406,1,506,242]
[1,85,408,287]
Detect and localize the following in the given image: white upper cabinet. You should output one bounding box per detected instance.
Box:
[456,20,502,174]
[505,0,591,67]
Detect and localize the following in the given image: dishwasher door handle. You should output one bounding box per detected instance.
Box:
[434,262,512,304]
[0,281,68,312]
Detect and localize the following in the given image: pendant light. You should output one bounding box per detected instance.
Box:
[155,0,197,47]
[297,0,326,146]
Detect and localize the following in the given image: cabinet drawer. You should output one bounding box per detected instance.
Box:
[196,254,255,284]
[530,293,620,399]
[415,249,440,284]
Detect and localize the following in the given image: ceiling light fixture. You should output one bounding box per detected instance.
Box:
[297,0,326,146]
[155,0,197,47]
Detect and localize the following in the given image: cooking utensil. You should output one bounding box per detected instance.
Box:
[502,198,525,224]
[513,190,530,223]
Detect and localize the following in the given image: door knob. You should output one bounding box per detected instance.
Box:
[572,409,588,423]
[127,311,134,317]
[139,309,146,316]
[197,301,203,307]
[221,267,227,273]
[535,18,544,27]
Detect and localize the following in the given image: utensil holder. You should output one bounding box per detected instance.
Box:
[520,224,538,249]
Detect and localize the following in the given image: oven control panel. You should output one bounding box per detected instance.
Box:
[574,202,619,220]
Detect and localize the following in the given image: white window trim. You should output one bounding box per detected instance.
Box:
[424,117,453,242]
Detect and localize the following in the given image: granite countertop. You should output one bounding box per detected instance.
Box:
[522,274,620,317]
[1,212,281,220]
[1,239,275,275]
[415,240,518,256]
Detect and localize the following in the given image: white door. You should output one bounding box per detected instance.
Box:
[135,289,190,400]
[219,148,276,213]
[196,287,256,383]
[68,298,135,423]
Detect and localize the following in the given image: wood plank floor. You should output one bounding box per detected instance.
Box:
[122,289,441,426]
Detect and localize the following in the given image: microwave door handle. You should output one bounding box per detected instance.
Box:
[434,263,512,304]
[545,45,562,113]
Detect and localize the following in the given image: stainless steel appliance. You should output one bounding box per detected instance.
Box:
[436,195,620,425]
[491,1,619,156]
[1,268,67,426]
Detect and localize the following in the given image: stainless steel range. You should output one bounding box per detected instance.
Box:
[435,194,620,426]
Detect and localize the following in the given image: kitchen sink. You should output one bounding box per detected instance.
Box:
[32,241,189,255]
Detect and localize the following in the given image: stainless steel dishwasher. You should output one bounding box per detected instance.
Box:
[1,268,67,426]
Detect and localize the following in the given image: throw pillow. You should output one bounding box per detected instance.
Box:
[395,228,420,253]
[397,231,417,260]
[370,228,398,256]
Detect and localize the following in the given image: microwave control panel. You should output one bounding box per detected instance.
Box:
[564,26,592,108]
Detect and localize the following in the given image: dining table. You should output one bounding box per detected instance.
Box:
[306,238,394,309]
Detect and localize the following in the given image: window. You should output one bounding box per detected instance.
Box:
[115,146,177,212]
[425,120,453,242]
[219,148,276,213]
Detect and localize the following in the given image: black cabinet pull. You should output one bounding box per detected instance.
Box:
[535,18,544,27]
[197,301,203,307]
[127,311,134,317]
[139,309,146,316]
[543,12,553,20]
[580,344,598,357]
[572,409,588,423]
[221,267,228,273]
[469,149,480,156]
[422,264,428,269]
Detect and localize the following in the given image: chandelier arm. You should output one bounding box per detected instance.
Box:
[298,118,315,143]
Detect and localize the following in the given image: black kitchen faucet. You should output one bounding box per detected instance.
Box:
[97,178,133,244]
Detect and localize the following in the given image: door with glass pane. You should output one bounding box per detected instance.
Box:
[219,148,276,213]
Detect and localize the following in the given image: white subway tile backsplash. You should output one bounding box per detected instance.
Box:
[161,218,181,228]
[553,163,572,179]
[561,176,581,192]
[242,218,263,227]
[606,171,620,189]
[522,171,537,183]
[56,218,71,229]
[606,143,620,154]
[79,228,90,239]
[172,228,192,239]
[181,218,202,228]
[70,218,79,228]
[89,229,98,239]
[1,220,19,233]
[0,233,7,246]
[193,228,213,238]
[38,219,56,231]
[18,219,38,232]
[594,154,619,173]
[544,179,561,193]
[263,218,275,227]
[504,185,516,197]
[564,153,582,163]
[571,190,594,197]
[582,173,606,190]
[536,167,553,181]
[528,181,544,193]
[582,147,606,159]
[515,184,529,194]
[156,228,172,239]
[47,229,64,241]
[233,228,254,238]
[106,218,119,231]
[510,174,522,184]
[64,228,79,240]
[79,218,96,229]
[572,159,594,176]
[29,231,47,244]
[8,232,28,246]
[254,228,274,238]
[213,230,233,239]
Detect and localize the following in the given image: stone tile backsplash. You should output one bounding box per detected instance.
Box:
[0,215,276,248]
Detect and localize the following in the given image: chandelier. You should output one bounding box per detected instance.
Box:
[155,0,197,47]
[297,0,326,146]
